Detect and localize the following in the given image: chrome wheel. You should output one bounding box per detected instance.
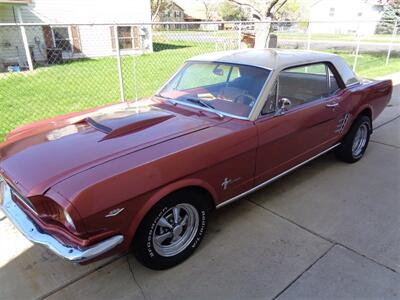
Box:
[352,123,368,157]
[152,203,199,257]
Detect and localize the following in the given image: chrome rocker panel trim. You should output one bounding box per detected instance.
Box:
[0,182,123,262]
[217,144,340,209]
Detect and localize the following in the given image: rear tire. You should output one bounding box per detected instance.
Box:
[133,190,209,270]
[335,115,371,163]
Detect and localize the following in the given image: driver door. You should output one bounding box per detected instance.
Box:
[254,62,345,185]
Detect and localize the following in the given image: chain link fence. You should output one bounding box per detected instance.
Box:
[1,19,399,141]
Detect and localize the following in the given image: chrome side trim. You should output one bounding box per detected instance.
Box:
[346,81,361,88]
[216,144,340,209]
[11,187,39,216]
[0,180,123,262]
[105,207,125,218]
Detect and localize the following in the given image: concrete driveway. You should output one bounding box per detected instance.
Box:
[1,80,399,300]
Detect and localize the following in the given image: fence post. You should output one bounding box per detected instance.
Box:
[214,26,219,51]
[306,22,311,50]
[353,23,361,72]
[15,7,33,72]
[113,25,125,102]
[386,19,398,65]
[238,22,242,49]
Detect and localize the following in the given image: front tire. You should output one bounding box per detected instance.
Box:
[133,190,209,270]
[336,115,371,163]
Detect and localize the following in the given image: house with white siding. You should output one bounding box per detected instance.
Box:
[308,0,385,35]
[0,0,152,71]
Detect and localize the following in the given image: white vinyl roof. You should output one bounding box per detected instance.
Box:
[187,49,359,86]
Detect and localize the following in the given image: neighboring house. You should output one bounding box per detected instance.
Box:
[178,0,222,30]
[0,0,152,71]
[309,0,386,35]
[154,2,185,29]
[154,0,221,30]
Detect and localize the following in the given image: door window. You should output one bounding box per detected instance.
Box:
[262,63,340,114]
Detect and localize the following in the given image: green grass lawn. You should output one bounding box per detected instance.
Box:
[0,41,214,141]
[331,50,400,78]
[275,32,400,44]
[155,30,400,44]
[0,40,399,141]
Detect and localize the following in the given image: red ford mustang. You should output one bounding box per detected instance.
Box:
[0,49,392,269]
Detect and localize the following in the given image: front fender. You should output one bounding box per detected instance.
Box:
[125,177,218,246]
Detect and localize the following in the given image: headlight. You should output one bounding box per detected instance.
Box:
[29,195,77,232]
[0,177,5,206]
[63,210,76,231]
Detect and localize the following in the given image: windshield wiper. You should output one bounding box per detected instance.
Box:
[155,94,178,106]
[156,95,223,118]
[185,97,216,109]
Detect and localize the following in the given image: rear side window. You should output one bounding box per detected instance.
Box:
[284,64,326,75]
[334,57,359,86]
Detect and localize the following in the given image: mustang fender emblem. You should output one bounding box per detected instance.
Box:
[105,208,125,218]
[221,177,241,190]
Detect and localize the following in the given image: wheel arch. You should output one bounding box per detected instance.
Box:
[356,106,373,132]
[126,179,217,245]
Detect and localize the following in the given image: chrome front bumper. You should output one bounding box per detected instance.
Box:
[0,179,123,262]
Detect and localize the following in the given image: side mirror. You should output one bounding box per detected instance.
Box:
[275,98,292,115]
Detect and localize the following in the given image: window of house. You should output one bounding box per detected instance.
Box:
[175,11,181,17]
[165,11,171,17]
[117,26,140,50]
[52,27,72,51]
[329,7,335,17]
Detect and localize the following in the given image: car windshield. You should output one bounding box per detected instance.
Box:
[158,62,271,118]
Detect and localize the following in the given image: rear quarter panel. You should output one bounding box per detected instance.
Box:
[346,79,392,123]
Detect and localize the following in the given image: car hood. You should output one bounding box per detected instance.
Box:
[0,99,222,196]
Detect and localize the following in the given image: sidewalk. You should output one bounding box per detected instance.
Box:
[378,73,400,107]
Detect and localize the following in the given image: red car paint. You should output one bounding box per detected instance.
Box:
[0,76,392,263]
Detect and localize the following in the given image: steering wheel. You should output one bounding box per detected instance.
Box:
[234,94,257,106]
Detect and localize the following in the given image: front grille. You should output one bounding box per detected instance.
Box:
[0,175,37,214]
[11,188,37,214]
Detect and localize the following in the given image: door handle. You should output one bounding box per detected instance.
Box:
[326,102,339,108]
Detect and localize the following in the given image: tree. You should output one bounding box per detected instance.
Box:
[219,0,249,21]
[275,0,302,21]
[375,0,400,34]
[151,0,173,21]
[198,0,215,20]
[227,0,290,21]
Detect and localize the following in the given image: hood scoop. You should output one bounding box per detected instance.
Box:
[86,110,175,141]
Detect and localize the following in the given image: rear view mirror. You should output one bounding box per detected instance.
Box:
[213,65,224,76]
